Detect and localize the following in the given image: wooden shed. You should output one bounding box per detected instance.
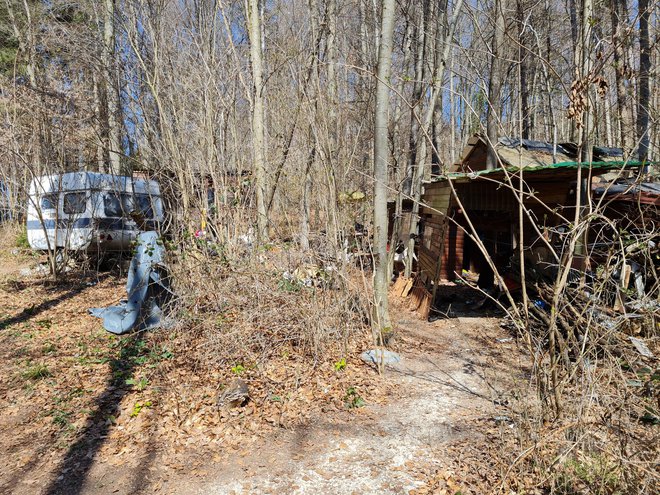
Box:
[417,135,644,290]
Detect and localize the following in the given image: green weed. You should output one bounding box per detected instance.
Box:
[334,358,347,372]
[344,387,365,409]
[22,363,51,380]
[36,319,52,329]
[231,364,246,375]
[42,342,57,355]
[278,277,301,293]
[125,377,149,391]
[130,400,152,417]
[15,228,30,249]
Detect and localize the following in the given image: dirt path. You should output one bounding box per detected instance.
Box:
[179,315,524,495]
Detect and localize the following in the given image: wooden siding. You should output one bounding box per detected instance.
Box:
[418,181,453,284]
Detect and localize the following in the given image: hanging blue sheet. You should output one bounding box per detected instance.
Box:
[89,231,171,334]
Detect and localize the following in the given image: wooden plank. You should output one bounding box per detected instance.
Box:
[401,277,414,297]
[391,275,408,296]
[423,191,452,202]
[421,205,449,216]
[428,198,451,209]
[418,258,435,277]
[418,244,440,261]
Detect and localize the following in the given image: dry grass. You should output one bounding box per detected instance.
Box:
[0,227,391,491]
[495,267,660,492]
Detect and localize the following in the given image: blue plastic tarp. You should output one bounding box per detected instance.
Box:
[89,231,171,334]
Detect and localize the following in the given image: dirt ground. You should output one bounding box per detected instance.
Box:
[186,315,527,495]
[0,248,527,495]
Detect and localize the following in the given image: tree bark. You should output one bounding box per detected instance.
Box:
[517,0,530,140]
[610,0,632,155]
[406,0,463,275]
[486,0,506,170]
[637,0,650,161]
[246,0,269,241]
[404,0,429,196]
[373,0,396,338]
[104,0,122,175]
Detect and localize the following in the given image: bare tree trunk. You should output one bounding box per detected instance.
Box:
[104,0,122,175]
[246,0,268,241]
[406,0,463,275]
[373,0,396,339]
[449,58,456,164]
[517,0,530,140]
[11,0,43,167]
[388,13,415,277]
[405,0,428,197]
[610,0,632,155]
[637,0,650,161]
[92,74,105,173]
[579,0,594,163]
[604,96,613,147]
[486,0,506,170]
[300,146,314,250]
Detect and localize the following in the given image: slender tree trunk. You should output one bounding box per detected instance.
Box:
[486,0,506,169]
[104,0,122,175]
[406,0,463,275]
[449,59,456,164]
[517,0,530,140]
[300,146,314,250]
[373,0,396,339]
[405,1,428,196]
[300,0,321,251]
[246,0,268,241]
[12,0,43,167]
[579,0,594,163]
[92,74,105,172]
[389,13,415,277]
[604,97,613,147]
[610,0,632,155]
[637,0,650,161]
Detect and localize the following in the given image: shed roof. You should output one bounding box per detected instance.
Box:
[449,134,635,175]
[593,181,660,206]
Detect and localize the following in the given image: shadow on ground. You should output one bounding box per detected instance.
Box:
[43,334,145,495]
[0,274,109,332]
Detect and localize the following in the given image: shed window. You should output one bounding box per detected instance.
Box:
[63,192,86,214]
[40,194,57,210]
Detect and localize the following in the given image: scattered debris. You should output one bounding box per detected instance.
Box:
[391,275,432,318]
[493,416,513,425]
[282,264,335,288]
[19,264,49,277]
[217,378,250,408]
[360,349,401,366]
[629,336,654,358]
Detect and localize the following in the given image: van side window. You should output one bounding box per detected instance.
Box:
[63,192,86,214]
[104,193,123,217]
[135,194,154,219]
[40,194,57,210]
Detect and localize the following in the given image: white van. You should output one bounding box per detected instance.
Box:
[27,172,164,253]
